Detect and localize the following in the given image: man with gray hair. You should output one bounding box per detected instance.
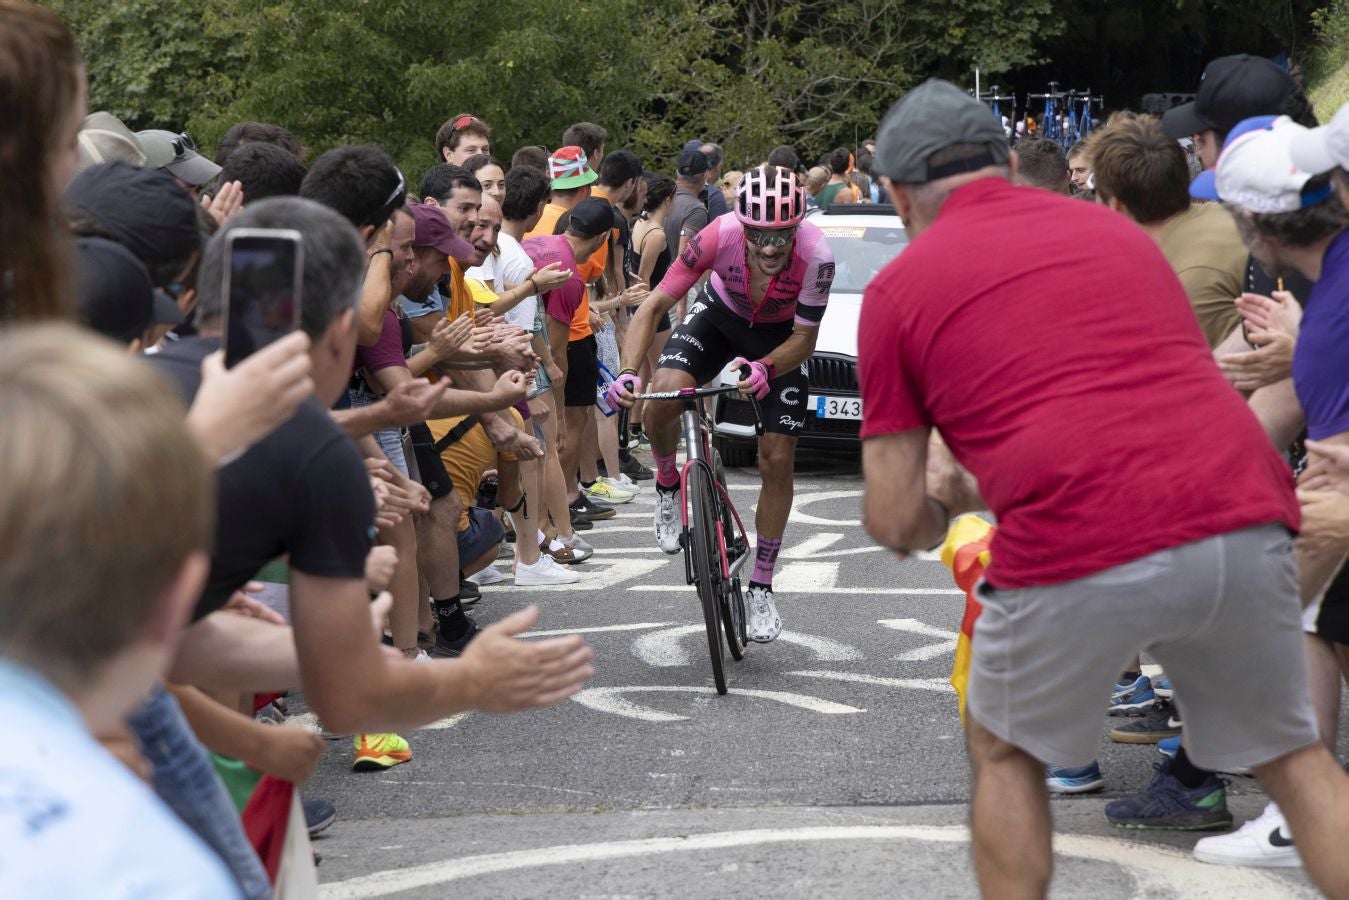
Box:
[855,79,1347,898]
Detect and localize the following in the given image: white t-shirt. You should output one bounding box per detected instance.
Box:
[493,232,538,333]
[0,662,241,898]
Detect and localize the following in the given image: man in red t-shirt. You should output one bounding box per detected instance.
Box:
[858,80,1341,897]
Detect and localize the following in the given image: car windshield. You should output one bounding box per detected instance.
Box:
[815,224,907,293]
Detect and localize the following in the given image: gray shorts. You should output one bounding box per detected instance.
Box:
[967,523,1318,772]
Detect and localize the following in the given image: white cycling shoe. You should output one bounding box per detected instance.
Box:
[745,585,782,643]
[654,485,681,554]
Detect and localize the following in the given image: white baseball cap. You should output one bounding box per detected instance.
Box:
[1190,115,1332,214]
[1289,102,1349,175]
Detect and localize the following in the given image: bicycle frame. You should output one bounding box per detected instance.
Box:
[639,381,763,692]
[640,383,761,585]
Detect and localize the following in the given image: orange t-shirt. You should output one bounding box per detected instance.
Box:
[444,259,473,320]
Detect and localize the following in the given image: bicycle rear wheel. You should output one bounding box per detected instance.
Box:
[687,463,727,694]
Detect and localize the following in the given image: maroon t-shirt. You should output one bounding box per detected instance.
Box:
[858,178,1297,589]
[355,309,407,375]
[522,235,585,325]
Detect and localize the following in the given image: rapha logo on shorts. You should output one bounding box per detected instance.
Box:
[659,351,692,367]
[673,332,705,351]
[779,415,802,430]
[779,386,800,405]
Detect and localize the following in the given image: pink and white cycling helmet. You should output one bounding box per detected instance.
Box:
[735,166,806,228]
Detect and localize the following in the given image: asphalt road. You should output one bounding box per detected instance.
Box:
[296,450,1334,899]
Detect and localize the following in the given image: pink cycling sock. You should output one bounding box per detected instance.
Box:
[654,450,679,488]
[751,536,782,586]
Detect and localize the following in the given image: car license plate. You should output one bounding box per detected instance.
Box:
[811,395,862,420]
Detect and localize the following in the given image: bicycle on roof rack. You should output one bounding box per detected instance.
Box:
[977,85,1016,136]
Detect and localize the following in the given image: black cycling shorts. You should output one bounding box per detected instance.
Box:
[565,335,599,408]
[1313,561,1349,645]
[658,283,807,436]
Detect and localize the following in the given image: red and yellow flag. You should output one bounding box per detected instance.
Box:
[939,514,994,726]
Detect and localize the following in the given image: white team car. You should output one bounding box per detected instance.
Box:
[712,204,908,466]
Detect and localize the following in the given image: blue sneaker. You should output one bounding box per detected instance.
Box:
[1046,761,1104,794]
[1158,735,1181,759]
[1153,674,1174,700]
[1105,760,1232,831]
[1109,673,1157,715]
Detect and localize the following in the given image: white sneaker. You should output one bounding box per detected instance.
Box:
[608,473,641,492]
[466,565,505,585]
[583,479,635,504]
[745,585,782,643]
[1193,802,1301,868]
[514,555,581,586]
[654,485,681,554]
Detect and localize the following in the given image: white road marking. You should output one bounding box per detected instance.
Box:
[788,670,955,693]
[633,625,860,667]
[783,532,893,559]
[523,622,675,638]
[321,825,1302,899]
[773,560,840,591]
[788,489,864,526]
[627,585,963,595]
[878,618,960,661]
[569,686,865,722]
[285,712,468,733]
[489,558,669,592]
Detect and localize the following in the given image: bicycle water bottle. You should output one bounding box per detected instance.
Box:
[595,360,618,417]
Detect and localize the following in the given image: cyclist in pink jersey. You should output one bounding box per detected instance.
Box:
[607,166,835,642]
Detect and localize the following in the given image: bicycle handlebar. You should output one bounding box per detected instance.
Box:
[637,372,765,436]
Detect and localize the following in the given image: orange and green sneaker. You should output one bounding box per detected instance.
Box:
[352,733,412,771]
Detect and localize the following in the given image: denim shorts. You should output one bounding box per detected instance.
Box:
[347,385,408,475]
[127,684,271,900]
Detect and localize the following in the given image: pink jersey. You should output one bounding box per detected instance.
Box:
[657,214,834,326]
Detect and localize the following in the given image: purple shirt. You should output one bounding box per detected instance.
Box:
[355,309,407,375]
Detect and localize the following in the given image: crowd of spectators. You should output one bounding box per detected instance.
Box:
[4,0,1349,895]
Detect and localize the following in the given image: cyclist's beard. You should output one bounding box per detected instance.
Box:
[748,243,792,276]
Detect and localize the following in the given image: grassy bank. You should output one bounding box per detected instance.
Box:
[1308,0,1349,118]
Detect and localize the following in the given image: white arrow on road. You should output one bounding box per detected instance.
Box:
[788,670,954,693]
[878,619,960,662]
[633,625,860,667]
[570,685,865,722]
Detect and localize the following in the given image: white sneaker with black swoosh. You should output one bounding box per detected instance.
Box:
[1193,802,1301,868]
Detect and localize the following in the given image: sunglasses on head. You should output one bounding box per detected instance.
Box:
[377,166,407,223]
[452,115,484,132]
[743,225,798,248]
[169,131,197,159]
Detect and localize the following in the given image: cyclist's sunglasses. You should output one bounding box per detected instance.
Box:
[743,225,798,249]
[170,131,197,159]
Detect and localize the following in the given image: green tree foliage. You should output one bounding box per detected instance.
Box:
[41,0,1082,176]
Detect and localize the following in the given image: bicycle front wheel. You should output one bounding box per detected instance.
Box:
[687,463,727,694]
[712,449,746,662]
